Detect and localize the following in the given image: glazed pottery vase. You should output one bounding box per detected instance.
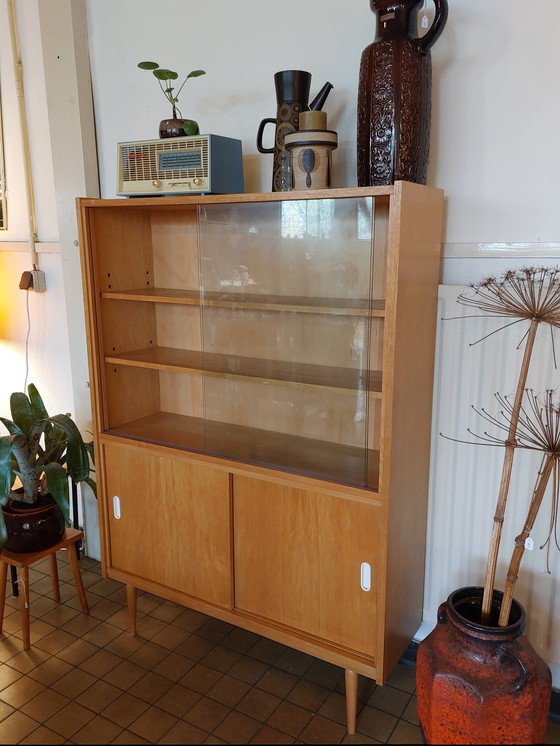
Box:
[2,492,65,553]
[416,586,552,745]
[357,0,448,186]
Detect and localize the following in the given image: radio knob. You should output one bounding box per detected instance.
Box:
[152,180,162,188]
[192,177,201,185]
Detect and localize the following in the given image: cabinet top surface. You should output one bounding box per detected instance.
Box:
[76,182,443,209]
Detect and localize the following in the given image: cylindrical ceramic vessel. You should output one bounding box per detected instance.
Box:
[416,586,552,744]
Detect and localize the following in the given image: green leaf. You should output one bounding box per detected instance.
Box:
[187,70,206,79]
[43,462,70,525]
[0,417,22,437]
[27,383,49,420]
[85,476,97,497]
[48,414,90,484]
[183,119,200,136]
[138,61,159,70]
[153,69,178,81]
[0,435,16,499]
[9,392,35,435]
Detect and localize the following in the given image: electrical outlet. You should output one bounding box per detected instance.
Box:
[31,270,46,292]
[19,269,46,292]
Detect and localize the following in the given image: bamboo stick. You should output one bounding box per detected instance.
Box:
[480,318,539,624]
[499,454,555,626]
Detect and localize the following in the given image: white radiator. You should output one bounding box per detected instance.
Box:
[422,284,560,684]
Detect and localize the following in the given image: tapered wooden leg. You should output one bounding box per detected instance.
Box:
[19,566,30,650]
[0,561,7,633]
[67,541,89,613]
[49,553,60,601]
[345,669,358,735]
[126,584,137,635]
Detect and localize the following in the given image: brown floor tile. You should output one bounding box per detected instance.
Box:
[367,685,411,718]
[213,710,262,744]
[256,666,298,698]
[266,700,313,738]
[110,729,150,744]
[50,667,97,699]
[101,691,150,728]
[20,688,69,721]
[236,687,282,721]
[0,674,46,708]
[207,674,252,708]
[102,659,147,690]
[286,678,331,712]
[250,724,296,743]
[43,700,95,739]
[179,662,223,695]
[18,724,67,744]
[154,682,201,718]
[184,694,230,731]
[126,704,179,742]
[75,678,122,712]
[299,713,347,744]
[152,650,195,682]
[78,648,122,678]
[0,710,42,744]
[70,713,123,744]
[127,670,175,704]
[158,718,209,744]
[387,719,423,744]
[354,705,398,742]
[53,637,99,666]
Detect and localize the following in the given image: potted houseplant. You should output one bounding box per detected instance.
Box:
[416,267,559,744]
[138,61,206,138]
[0,383,96,553]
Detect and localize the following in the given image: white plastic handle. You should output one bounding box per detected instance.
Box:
[113,495,121,520]
[360,562,372,592]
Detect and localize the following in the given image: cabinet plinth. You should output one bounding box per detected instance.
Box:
[78,182,444,733]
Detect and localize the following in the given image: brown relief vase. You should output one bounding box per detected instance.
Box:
[357,0,448,186]
[416,586,552,744]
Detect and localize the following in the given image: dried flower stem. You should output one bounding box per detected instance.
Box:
[480,319,539,623]
[499,454,555,626]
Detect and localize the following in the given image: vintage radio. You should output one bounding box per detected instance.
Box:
[117,134,244,196]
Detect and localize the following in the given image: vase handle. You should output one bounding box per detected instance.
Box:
[419,0,449,53]
[495,642,529,691]
[256,118,276,154]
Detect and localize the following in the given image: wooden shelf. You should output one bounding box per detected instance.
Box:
[101,288,385,317]
[106,412,380,489]
[104,347,382,394]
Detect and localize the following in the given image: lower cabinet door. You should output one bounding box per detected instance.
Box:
[102,440,232,608]
[233,475,380,658]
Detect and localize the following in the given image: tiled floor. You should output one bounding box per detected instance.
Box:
[0,548,559,745]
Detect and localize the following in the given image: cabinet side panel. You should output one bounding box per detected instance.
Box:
[381,182,444,676]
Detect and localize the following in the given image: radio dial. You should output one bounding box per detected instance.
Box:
[152,180,162,188]
[192,177,201,185]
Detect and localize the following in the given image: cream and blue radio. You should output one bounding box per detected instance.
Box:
[117,134,244,196]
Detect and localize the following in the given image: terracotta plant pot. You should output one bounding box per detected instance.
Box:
[416,586,552,744]
[159,118,200,138]
[2,493,65,553]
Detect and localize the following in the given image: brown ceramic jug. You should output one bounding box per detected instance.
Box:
[357,0,448,186]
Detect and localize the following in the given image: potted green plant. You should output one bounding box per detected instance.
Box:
[416,267,559,744]
[138,61,206,137]
[0,383,96,553]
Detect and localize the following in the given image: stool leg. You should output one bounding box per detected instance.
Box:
[126,584,137,636]
[49,553,61,602]
[19,566,30,650]
[0,561,7,633]
[67,541,89,614]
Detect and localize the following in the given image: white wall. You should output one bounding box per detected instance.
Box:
[1,0,560,685]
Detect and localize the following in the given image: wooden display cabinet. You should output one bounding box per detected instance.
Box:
[77,182,444,734]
